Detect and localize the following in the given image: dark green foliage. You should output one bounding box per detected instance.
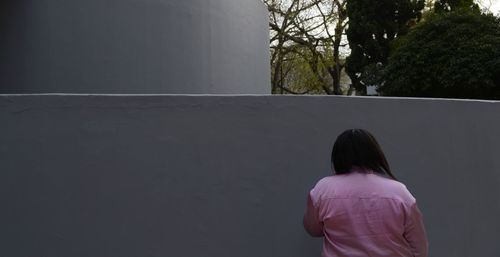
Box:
[345,0,425,94]
[379,11,500,99]
[434,0,479,13]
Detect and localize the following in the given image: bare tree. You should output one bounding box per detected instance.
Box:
[265,0,349,95]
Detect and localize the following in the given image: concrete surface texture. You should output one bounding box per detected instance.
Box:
[1,94,499,257]
[0,0,270,94]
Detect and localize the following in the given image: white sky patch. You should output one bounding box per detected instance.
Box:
[478,0,500,14]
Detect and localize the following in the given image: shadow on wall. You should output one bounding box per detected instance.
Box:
[0,0,270,94]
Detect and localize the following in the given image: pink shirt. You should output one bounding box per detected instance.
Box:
[304,170,428,257]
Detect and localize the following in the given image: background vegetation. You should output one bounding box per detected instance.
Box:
[264,0,500,100]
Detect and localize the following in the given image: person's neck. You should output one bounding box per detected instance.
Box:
[350,166,374,174]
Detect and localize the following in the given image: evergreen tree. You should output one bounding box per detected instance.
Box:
[345,0,425,94]
[379,11,500,99]
[434,0,480,13]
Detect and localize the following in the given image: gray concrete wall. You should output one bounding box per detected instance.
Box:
[0,0,270,94]
[1,95,499,257]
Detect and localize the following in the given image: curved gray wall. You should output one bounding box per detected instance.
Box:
[1,95,500,257]
[0,0,270,94]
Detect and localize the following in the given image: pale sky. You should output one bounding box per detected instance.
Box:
[478,0,500,14]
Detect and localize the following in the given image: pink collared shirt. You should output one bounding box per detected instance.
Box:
[304,171,428,257]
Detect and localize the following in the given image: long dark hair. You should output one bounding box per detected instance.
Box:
[331,129,397,180]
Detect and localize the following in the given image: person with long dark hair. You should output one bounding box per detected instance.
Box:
[303,129,428,257]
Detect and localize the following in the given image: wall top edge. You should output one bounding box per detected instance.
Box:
[0,94,499,103]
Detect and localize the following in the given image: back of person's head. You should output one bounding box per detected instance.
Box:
[331,129,397,180]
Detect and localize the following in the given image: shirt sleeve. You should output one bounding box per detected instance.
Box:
[403,202,429,257]
[303,188,324,237]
